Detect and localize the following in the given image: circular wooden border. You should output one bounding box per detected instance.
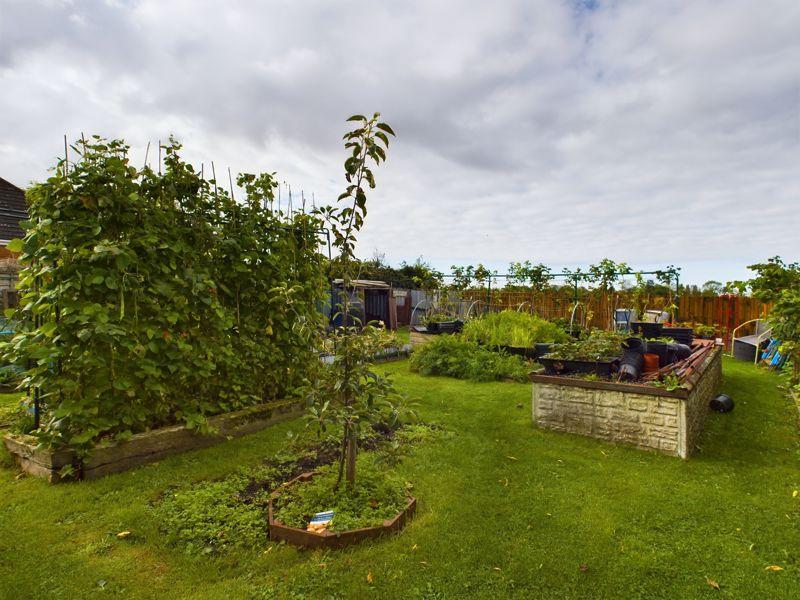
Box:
[268,472,416,549]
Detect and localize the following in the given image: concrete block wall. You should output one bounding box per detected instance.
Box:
[532,348,722,458]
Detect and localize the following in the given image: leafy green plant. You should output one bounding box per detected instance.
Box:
[155,472,273,555]
[273,457,409,532]
[461,310,568,347]
[422,311,458,325]
[449,264,492,291]
[550,316,586,338]
[507,261,552,312]
[543,329,627,361]
[305,114,406,490]
[629,272,649,320]
[1,137,325,452]
[409,335,530,382]
[655,265,681,320]
[731,257,800,389]
[587,259,629,329]
[651,372,683,391]
[0,364,23,386]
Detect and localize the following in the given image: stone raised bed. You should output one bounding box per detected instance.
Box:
[531,346,722,458]
[3,399,302,483]
[268,472,416,549]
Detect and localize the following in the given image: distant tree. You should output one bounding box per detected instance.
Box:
[702,280,724,295]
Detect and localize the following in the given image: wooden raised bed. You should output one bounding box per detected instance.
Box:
[268,472,416,549]
[3,399,302,483]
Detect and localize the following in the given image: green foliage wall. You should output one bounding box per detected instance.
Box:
[4,138,325,449]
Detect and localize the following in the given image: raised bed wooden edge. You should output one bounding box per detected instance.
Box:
[268,472,417,549]
[3,399,303,483]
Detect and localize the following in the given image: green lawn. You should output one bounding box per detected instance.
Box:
[1,358,798,599]
[0,392,24,427]
[395,325,410,345]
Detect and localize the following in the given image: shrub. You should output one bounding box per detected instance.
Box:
[461,310,568,347]
[409,335,529,382]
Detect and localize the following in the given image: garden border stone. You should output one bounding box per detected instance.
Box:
[531,346,722,458]
[3,399,302,483]
[268,472,416,549]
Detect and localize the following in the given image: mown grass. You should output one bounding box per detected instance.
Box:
[1,358,798,599]
[0,392,24,427]
[395,325,410,345]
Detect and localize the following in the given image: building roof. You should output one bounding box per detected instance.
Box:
[0,177,28,241]
[333,279,391,290]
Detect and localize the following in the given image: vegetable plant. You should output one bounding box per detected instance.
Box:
[507,261,552,312]
[587,259,629,329]
[2,137,325,453]
[409,335,530,382]
[461,310,568,348]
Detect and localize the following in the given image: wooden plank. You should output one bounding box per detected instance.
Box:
[3,400,303,483]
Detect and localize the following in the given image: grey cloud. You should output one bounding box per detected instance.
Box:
[0,0,798,281]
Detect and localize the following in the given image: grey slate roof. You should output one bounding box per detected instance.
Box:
[0,177,28,241]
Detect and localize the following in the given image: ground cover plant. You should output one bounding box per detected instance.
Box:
[409,335,530,382]
[461,310,568,348]
[154,422,441,554]
[272,457,409,532]
[0,358,797,598]
[2,138,325,452]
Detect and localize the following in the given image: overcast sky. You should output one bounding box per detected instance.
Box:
[1,0,798,284]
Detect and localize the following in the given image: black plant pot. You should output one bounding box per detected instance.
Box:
[709,394,734,413]
[631,322,663,338]
[618,337,646,381]
[667,343,692,361]
[661,327,693,345]
[497,345,537,359]
[426,320,463,334]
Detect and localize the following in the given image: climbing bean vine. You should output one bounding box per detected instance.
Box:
[3,137,325,451]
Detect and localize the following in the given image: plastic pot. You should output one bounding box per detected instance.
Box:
[642,353,660,373]
[631,322,663,338]
[709,394,734,413]
[661,327,693,345]
[618,337,646,381]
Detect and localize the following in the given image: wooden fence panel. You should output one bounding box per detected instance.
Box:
[460,289,770,335]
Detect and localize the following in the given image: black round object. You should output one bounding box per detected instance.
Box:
[622,337,646,353]
[667,343,692,361]
[709,394,734,413]
[618,338,646,382]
